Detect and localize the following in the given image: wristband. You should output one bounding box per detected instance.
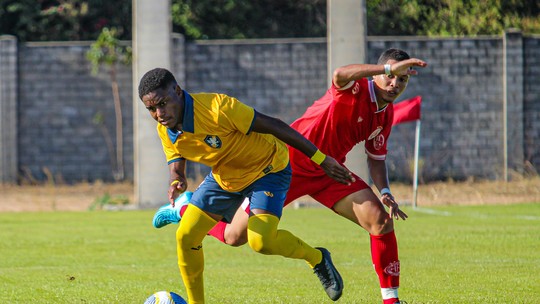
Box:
[380,187,391,196]
[170,180,180,187]
[310,149,326,165]
[384,64,392,76]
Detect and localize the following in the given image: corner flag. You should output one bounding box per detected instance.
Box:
[392,96,422,207]
[393,96,421,126]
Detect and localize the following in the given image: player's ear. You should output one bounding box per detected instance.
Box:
[175,84,183,96]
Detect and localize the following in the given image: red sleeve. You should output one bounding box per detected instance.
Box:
[330,79,367,106]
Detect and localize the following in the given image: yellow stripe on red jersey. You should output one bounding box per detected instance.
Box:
[157,91,289,192]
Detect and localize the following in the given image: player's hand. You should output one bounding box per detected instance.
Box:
[390,58,427,76]
[381,193,408,220]
[320,156,356,185]
[168,179,188,206]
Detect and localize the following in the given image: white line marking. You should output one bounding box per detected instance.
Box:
[413,207,452,216]
[514,215,540,221]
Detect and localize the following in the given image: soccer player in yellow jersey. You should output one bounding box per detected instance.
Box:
[138,68,354,303]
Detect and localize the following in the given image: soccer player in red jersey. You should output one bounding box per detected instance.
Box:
[154,48,427,304]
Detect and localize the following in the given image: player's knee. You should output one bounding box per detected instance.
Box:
[246,213,279,254]
[176,226,201,251]
[247,231,274,254]
[224,232,248,247]
[368,217,394,235]
[175,228,189,250]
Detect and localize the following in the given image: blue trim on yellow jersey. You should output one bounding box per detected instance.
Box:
[247,110,257,135]
[167,158,184,165]
[165,90,195,163]
[167,129,181,143]
[182,91,195,133]
[166,90,194,143]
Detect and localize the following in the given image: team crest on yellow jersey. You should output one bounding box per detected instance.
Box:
[204,135,222,148]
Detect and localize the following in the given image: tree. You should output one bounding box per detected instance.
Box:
[170,0,539,39]
[170,0,327,39]
[1,0,539,40]
[0,0,131,41]
[86,27,132,181]
[365,0,540,36]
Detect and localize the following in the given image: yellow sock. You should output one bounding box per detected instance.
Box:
[247,213,322,268]
[176,205,217,304]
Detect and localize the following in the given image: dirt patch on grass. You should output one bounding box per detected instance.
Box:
[0,181,135,212]
[0,177,538,212]
[390,176,540,206]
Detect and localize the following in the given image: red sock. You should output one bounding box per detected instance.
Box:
[179,204,226,243]
[203,201,251,244]
[179,205,188,217]
[207,221,227,243]
[382,298,399,304]
[370,231,400,303]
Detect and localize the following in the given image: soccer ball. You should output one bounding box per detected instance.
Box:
[144,291,187,304]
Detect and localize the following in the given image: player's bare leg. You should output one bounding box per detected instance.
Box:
[205,198,250,246]
[333,189,401,304]
[332,189,394,235]
[223,203,249,246]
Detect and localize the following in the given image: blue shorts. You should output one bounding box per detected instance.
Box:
[190,163,291,223]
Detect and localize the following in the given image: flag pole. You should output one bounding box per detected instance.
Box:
[412,119,421,208]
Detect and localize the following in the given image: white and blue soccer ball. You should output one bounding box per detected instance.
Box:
[144,291,187,304]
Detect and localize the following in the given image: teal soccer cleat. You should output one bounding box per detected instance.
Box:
[152,191,193,228]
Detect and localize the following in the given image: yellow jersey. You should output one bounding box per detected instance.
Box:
[157,91,289,192]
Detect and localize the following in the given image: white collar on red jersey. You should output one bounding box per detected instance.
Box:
[368,80,388,113]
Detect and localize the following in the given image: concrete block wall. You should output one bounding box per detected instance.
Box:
[1,33,538,184]
[17,42,133,182]
[524,36,540,173]
[183,38,328,124]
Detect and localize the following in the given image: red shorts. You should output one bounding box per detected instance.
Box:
[284,170,370,209]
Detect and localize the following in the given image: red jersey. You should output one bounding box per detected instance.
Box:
[290,78,394,174]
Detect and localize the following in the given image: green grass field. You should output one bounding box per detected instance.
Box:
[1,203,539,303]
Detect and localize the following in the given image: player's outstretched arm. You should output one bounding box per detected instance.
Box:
[251,112,354,185]
[333,58,427,88]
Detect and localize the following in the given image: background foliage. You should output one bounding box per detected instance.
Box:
[1,0,539,41]
[0,0,131,41]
